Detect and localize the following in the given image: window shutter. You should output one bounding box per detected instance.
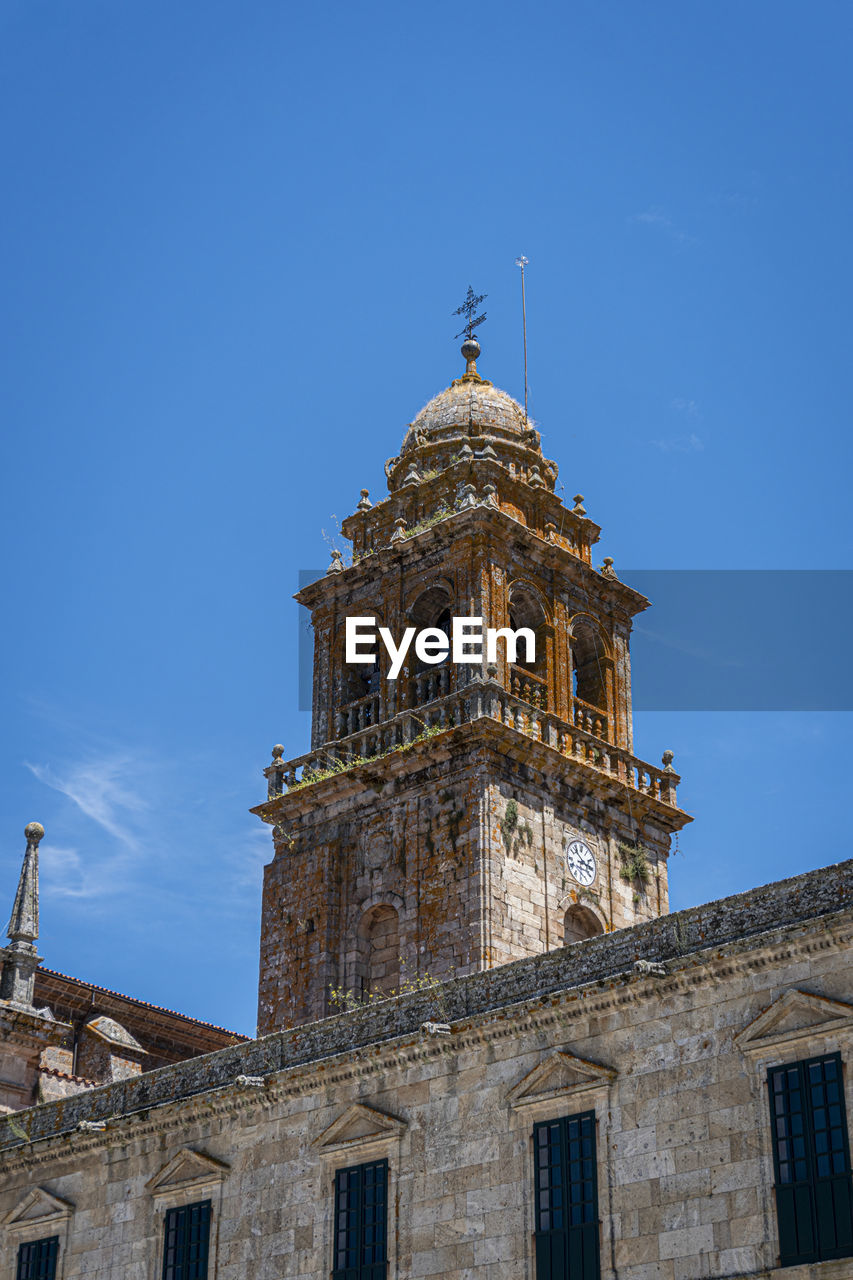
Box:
[333,1159,388,1280]
[162,1201,211,1280]
[768,1054,853,1266]
[16,1237,59,1280]
[534,1112,600,1280]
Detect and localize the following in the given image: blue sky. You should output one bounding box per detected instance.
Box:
[1,1,851,1035]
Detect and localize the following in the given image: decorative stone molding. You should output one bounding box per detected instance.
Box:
[734,988,853,1055]
[506,1050,617,1111]
[146,1148,229,1202]
[2,1186,73,1233]
[313,1102,407,1156]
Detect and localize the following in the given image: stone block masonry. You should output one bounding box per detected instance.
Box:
[0,858,850,1279]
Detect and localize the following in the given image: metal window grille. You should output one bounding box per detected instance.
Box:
[16,1237,59,1280]
[162,1200,212,1280]
[769,1053,853,1265]
[333,1158,388,1280]
[533,1111,600,1280]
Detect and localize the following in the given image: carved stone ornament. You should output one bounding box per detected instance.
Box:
[506,1050,616,1110]
[313,1103,407,1155]
[734,989,853,1055]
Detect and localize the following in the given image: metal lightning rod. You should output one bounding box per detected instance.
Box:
[515,256,529,422]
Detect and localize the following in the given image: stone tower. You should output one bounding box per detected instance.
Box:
[253,335,691,1033]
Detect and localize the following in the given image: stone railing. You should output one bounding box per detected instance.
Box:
[408,664,451,709]
[336,692,381,739]
[509,665,548,711]
[267,682,680,808]
[572,696,609,741]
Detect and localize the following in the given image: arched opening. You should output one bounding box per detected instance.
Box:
[563,905,604,945]
[570,618,610,736]
[357,904,400,998]
[507,583,548,708]
[337,616,382,738]
[408,585,453,705]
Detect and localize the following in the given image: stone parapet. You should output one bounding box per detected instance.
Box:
[0,855,850,1156]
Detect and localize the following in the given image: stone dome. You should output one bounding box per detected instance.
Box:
[400,380,528,452]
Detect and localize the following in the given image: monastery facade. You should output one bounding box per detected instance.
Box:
[0,334,850,1280]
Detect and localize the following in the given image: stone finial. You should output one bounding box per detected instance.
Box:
[390,516,408,544]
[461,335,481,378]
[0,824,45,1008]
[479,443,497,461]
[572,494,586,516]
[600,557,618,579]
[402,465,421,487]
[271,745,284,761]
[327,549,344,574]
[357,489,372,511]
[482,483,498,508]
[458,443,473,462]
[662,750,676,774]
[459,484,478,509]
[7,824,42,946]
[528,465,545,489]
[545,521,556,543]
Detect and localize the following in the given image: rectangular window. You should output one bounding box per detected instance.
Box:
[162,1200,211,1280]
[333,1158,388,1280]
[16,1237,58,1280]
[769,1052,853,1266]
[533,1111,600,1280]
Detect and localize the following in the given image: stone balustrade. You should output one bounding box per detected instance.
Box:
[267,681,679,807]
[336,692,381,739]
[572,695,609,741]
[509,665,548,710]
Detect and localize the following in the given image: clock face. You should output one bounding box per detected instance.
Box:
[565,838,597,886]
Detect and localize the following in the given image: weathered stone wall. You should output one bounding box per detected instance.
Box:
[0,859,851,1280]
[259,723,674,1033]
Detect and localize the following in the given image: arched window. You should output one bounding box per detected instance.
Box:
[409,586,452,667]
[407,586,453,705]
[571,619,608,711]
[563,905,604,945]
[340,616,381,711]
[507,584,547,675]
[357,904,400,998]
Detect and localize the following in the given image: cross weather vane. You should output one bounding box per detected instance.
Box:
[453,285,488,341]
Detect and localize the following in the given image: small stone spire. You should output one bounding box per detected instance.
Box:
[7,823,42,946]
[0,823,44,1007]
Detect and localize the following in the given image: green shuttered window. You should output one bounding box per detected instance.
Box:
[333,1158,388,1280]
[15,1237,58,1280]
[769,1053,853,1266]
[534,1111,600,1280]
[162,1200,211,1280]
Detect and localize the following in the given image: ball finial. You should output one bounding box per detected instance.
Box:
[24,822,44,845]
[271,745,284,760]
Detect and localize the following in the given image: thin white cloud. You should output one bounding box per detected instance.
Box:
[650,432,704,454]
[630,206,696,246]
[24,756,146,849]
[671,397,700,418]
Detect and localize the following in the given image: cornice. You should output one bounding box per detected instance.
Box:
[254,713,687,831]
[0,908,849,1176]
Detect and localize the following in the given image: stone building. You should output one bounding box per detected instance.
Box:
[0,824,246,1114]
[0,336,850,1280]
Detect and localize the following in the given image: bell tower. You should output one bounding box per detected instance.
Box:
[253,330,691,1033]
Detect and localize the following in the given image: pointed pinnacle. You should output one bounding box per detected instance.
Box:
[7,823,43,945]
